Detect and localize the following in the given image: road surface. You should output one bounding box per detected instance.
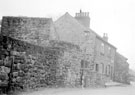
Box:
[20,82,135,95]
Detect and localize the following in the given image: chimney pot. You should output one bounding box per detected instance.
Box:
[75,10,90,28]
[103,33,108,41]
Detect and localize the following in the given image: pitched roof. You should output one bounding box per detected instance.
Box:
[54,12,95,46]
[116,52,128,61]
[55,12,116,49]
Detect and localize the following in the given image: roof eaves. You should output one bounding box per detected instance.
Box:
[85,28,117,49]
[96,35,117,49]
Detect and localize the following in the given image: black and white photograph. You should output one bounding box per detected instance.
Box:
[0,0,135,95]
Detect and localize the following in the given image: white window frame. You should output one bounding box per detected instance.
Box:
[101,43,105,54]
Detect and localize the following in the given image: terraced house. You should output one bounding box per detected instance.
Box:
[54,10,117,86]
[94,33,116,80]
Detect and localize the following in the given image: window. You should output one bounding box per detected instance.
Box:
[108,65,110,75]
[111,67,113,78]
[105,66,107,75]
[81,60,85,68]
[110,67,112,76]
[107,47,111,58]
[96,64,99,72]
[81,60,88,68]
[84,31,90,40]
[100,43,104,55]
[106,65,111,76]
[108,47,111,54]
[101,63,104,74]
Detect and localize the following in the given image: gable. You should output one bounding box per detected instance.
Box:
[54,12,89,46]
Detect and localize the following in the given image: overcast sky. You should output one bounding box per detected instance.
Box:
[0,0,135,70]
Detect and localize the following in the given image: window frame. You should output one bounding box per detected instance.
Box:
[95,64,99,72]
[100,43,105,55]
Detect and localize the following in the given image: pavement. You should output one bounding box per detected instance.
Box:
[105,81,126,87]
[19,82,134,95]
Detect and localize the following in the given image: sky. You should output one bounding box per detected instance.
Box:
[0,0,135,70]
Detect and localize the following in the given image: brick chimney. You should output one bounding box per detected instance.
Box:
[103,33,108,41]
[75,10,90,28]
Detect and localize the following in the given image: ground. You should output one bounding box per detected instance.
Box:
[19,82,135,95]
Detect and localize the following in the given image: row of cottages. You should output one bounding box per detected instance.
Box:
[54,11,117,86]
[0,10,129,89]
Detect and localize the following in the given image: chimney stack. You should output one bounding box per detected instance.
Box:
[75,10,90,28]
[103,33,108,41]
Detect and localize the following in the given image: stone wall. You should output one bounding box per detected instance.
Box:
[82,71,103,87]
[1,16,58,47]
[58,50,81,87]
[0,36,82,93]
[49,40,82,87]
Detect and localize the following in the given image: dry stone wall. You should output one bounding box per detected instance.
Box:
[1,16,58,47]
[58,51,82,87]
[0,36,82,93]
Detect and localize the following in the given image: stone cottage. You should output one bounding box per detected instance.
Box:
[93,33,116,82]
[54,10,117,86]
